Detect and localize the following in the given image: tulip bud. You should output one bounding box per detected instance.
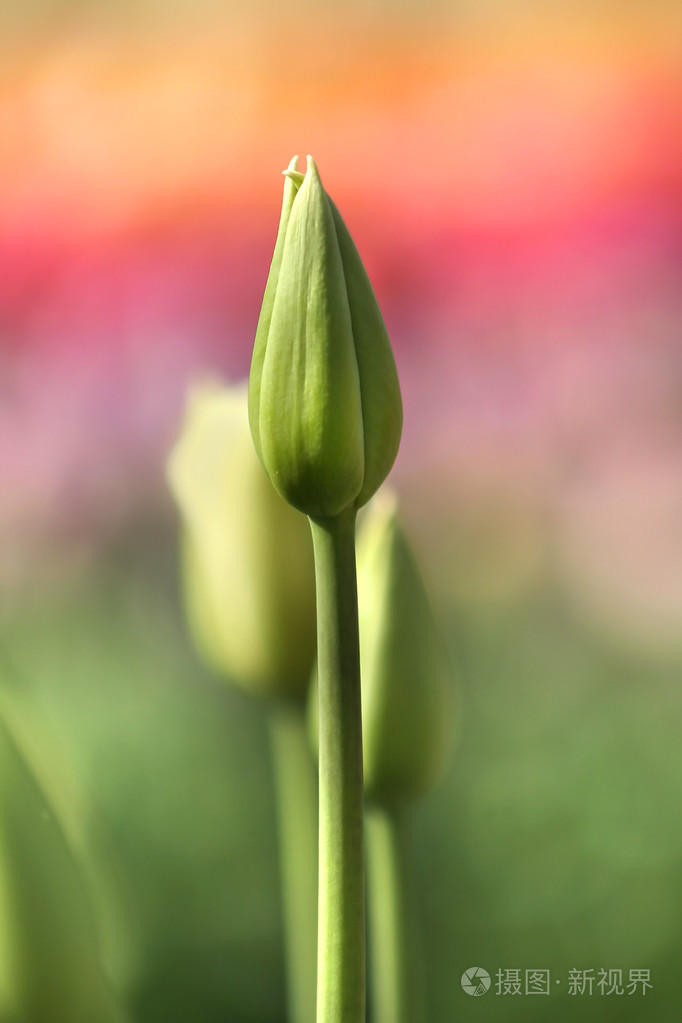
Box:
[167,380,317,702]
[249,156,402,518]
[357,493,454,806]
[0,707,127,1023]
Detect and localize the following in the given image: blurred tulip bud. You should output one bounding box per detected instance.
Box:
[167,380,316,703]
[357,493,454,806]
[0,708,127,1023]
[249,155,402,518]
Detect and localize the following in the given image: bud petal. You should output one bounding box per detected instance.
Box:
[328,201,403,508]
[249,156,402,518]
[249,155,302,462]
[167,380,316,702]
[357,493,455,805]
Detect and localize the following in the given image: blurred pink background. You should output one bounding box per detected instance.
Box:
[2,0,682,651]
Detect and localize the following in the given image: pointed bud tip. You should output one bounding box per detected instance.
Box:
[283,169,305,186]
[282,154,304,187]
[283,154,320,188]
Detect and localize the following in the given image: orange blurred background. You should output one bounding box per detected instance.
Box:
[3,0,682,653]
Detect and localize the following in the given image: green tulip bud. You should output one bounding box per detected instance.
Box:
[249,156,402,518]
[0,706,127,1023]
[357,493,454,807]
[167,380,316,702]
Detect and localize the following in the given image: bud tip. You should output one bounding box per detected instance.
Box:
[282,154,304,186]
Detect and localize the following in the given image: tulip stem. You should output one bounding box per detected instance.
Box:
[309,508,365,1023]
[269,705,319,1023]
[366,807,421,1023]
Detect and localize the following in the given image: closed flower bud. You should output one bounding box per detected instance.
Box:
[0,708,126,1023]
[167,380,316,702]
[357,493,454,806]
[249,156,402,518]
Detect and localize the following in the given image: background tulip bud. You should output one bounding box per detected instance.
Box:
[167,380,316,702]
[249,156,402,518]
[357,492,455,806]
[0,706,127,1023]
[305,492,455,804]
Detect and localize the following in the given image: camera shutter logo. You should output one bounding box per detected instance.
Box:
[461,967,491,996]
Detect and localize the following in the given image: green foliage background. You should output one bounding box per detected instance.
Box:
[2,516,679,1022]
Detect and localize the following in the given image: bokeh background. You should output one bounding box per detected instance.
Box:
[2,0,682,1020]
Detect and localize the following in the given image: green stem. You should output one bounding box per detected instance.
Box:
[366,807,421,1023]
[269,705,318,1023]
[309,508,365,1023]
